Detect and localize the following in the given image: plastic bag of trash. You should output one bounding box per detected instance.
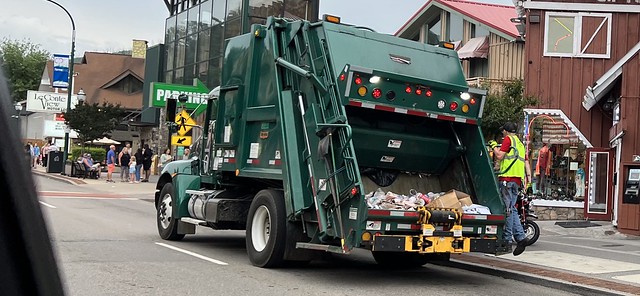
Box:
[462,204,492,215]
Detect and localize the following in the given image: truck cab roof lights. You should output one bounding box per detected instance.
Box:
[460,92,471,101]
[323,14,341,24]
[369,76,381,84]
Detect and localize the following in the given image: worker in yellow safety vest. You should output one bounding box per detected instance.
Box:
[488,122,532,256]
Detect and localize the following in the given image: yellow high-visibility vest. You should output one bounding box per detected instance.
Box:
[499,135,526,181]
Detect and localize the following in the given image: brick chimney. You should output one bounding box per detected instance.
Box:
[132,39,148,59]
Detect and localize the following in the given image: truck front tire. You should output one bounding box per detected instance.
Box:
[246,189,287,268]
[157,183,185,241]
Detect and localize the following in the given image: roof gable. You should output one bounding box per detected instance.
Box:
[100,70,143,89]
[396,0,519,39]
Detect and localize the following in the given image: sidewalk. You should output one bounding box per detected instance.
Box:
[446,221,640,296]
[32,165,158,197]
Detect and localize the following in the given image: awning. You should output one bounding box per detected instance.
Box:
[583,41,640,111]
[457,36,489,59]
[524,108,593,148]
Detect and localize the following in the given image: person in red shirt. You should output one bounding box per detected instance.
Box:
[536,143,550,196]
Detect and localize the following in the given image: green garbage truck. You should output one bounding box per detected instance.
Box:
[155,16,510,268]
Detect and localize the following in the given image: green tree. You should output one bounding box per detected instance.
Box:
[64,102,127,146]
[481,80,538,141]
[0,39,50,102]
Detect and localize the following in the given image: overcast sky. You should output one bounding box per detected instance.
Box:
[0,0,513,57]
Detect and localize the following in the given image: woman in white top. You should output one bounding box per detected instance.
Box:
[158,148,173,172]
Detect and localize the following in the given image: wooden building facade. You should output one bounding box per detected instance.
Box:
[523,0,640,234]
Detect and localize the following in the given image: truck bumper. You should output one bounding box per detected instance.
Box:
[372,235,470,253]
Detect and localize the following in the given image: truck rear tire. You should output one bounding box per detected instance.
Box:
[157,183,185,241]
[246,189,287,268]
[372,252,430,268]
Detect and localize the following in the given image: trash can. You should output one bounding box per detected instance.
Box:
[46,151,64,173]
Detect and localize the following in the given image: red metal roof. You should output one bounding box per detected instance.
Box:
[396,0,519,38]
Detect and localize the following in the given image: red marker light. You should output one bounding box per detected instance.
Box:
[339,74,345,81]
[470,98,477,105]
[355,77,362,85]
[426,89,433,97]
[405,86,412,93]
[450,101,459,111]
[351,187,359,196]
[415,88,423,95]
[372,88,382,99]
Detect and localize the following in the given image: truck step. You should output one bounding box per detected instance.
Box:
[185,190,217,196]
[296,242,348,254]
[180,217,207,225]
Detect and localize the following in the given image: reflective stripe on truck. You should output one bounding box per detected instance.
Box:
[348,99,478,125]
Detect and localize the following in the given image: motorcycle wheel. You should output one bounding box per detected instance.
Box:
[523,219,540,246]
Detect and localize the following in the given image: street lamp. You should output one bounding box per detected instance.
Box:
[14,102,23,135]
[46,0,76,175]
[77,88,86,105]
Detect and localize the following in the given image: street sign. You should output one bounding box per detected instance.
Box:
[150,79,209,115]
[175,110,196,136]
[26,91,79,113]
[171,135,192,146]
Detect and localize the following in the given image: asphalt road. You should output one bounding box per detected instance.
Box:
[35,175,581,296]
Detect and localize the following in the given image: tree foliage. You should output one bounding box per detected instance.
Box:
[64,102,127,145]
[0,39,50,102]
[481,80,538,141]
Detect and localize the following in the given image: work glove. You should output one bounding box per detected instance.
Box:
[488,140,498,150]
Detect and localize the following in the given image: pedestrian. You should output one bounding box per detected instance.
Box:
[158,148,173,172]
[42,143,50,167]
[118,147,131,182]
[183,147,191,160]
[33,144,40,167]
[82,153,101,178]
[535,142,550,197]
[128,156,138,183]
[134,147,143,182]
[25,142,33,167]
[141,144,153,182]
[489,122,532,256]
[106,145,117,183]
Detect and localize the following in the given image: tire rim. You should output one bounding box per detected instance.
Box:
[525,223,535,238]
[251,205,271,252]
[159,193,172,229]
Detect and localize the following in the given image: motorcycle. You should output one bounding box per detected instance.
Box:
[517,190,540,246]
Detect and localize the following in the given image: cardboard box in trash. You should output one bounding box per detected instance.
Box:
[427,190,472,210]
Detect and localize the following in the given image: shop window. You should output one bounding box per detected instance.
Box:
[227,0,242,19]
[469,58,488,78]
[197,30,211,62]
[165,16,177,43]
[212,0,226,25]
[249,0,284,19]
[544,12,611,58]
[225,18,242,39]
[447,12,463,42]
[285,0,311,20]
[427,16,441,45]
[471,23,489,38]
[200,0,213,31]
[166,42,176,70]
[177,10,188,39]
[187,5,199,36]
[175,38,186,68]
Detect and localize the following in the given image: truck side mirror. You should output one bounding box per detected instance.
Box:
[166,98,177,122]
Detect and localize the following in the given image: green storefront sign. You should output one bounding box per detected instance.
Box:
[151,79,210,114]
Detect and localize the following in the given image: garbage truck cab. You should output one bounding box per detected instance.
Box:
[155,16,511,268]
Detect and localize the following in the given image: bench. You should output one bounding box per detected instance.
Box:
[71,161,99,179]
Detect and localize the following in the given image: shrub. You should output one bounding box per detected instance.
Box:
[71,147,107,163]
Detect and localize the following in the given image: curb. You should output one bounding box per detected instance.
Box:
[32,169,87,185]
[435,255,638,296]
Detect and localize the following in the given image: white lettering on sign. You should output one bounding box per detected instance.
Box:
[155,89,209,105]
[26,91,78,113]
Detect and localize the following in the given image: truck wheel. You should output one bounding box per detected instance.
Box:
[372,252,430,268]
[157,183,185,241]
[246,189,286,268]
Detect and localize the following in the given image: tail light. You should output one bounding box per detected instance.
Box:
[372,88,382,99]
[415,88,423,95]
[462,104,470,113]
[450,102,458,111]
[351,186,359,196]
[425,89,432,97]
[470,98,477,104]
[405,86,412,94]
[354,77,362,85]
[339,74,345,81]
[357,86,368,97]
[386,90,396,101]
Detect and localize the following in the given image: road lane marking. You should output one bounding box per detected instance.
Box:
[500,251,640,274]
[613,273,640,284]
[44,196,140,201]
[39,201,57,208]
[39,191,126,198]
[155,242,229,266]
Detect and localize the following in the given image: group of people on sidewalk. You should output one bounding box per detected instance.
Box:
[103,143,154,183]
[25,142,59,168]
